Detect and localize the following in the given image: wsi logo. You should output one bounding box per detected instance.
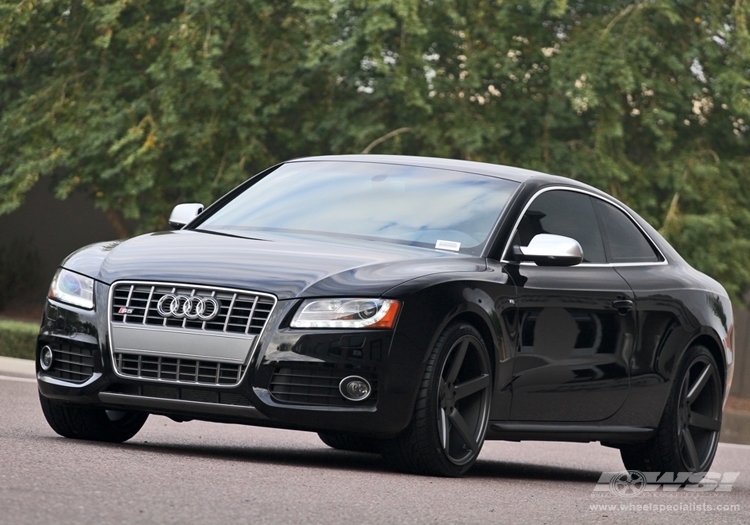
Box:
[608,471,647,497]
[594,471,740,496]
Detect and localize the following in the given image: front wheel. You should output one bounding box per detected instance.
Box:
[381,323,493,477]
[620,345,723,474]
[39,393,148,443]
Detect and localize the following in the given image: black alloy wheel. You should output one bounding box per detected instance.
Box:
[437,331,492,466]
[675,353,722,471]
[620,345,722,475]
[381,323,492,477]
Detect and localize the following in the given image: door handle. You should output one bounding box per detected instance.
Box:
[612,299,634,315]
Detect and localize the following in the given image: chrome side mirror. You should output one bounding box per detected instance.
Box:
[168,203,204,229]
[516,234,583,267]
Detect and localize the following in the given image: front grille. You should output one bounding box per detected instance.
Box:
[111,282,275,336]
[46,343,95,383]
[269,366,377,407]
[115,352,243,386]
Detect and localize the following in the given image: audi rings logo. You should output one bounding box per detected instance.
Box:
[157,294,220,321]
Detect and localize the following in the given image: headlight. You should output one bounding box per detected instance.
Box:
[290,298,400,329]
[49,268,95,309]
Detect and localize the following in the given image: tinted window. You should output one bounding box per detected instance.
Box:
[511,190,606,263]
[593,199,660,263]
[197,161,519,254]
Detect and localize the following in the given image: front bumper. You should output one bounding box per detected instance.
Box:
[36,282,419,436]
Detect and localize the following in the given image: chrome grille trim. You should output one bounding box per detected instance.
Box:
[108,281,277,387]
[111,283,275,336]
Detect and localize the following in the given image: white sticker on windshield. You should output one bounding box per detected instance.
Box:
[435,240,461,252]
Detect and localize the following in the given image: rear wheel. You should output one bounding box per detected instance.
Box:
[39,393,148,443]
[620,345,722,475]
[381,323,492,477]
[318,432,381,454]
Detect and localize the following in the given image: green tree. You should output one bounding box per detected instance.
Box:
[1,0,750,299]
[0,0,314,233]
[296,0,750,300]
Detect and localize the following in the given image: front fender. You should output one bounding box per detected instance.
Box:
[384,272,517,429]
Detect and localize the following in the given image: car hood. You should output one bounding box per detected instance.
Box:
[62,230,486,300]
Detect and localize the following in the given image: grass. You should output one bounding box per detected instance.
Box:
[0,319,38,360]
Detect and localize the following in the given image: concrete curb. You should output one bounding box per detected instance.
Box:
[0,356,35,377]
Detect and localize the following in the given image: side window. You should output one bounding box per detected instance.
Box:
[592,199,660,263]
[510,190,606,263]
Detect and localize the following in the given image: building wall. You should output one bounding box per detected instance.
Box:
[0,179,123,316]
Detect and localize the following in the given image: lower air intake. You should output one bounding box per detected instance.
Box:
[44,343,95,383]
[115,352,244,386]
[269,366,377,407]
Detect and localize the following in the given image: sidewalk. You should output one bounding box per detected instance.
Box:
[0,356,35,377]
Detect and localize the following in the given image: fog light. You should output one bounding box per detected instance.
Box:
[339,376,372,402]
[40,346,54,371]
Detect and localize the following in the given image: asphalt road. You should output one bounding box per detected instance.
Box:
[2,372,750,525]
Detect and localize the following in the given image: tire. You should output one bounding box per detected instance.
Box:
[318,432,381,454]
[381,323,492,477]
[39,393,148,443]
[620,345,722,475]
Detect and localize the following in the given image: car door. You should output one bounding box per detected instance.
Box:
[590,197,693,423]
[504,188,637,422]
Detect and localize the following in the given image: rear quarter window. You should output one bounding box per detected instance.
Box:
[593,199,660,263]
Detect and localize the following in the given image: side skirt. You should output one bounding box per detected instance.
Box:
[487,421,655,444]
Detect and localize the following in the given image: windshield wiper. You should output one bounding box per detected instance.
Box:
[191,228,269,242]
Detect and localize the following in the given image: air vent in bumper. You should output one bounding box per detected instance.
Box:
[43,343,95,383]
[115,352,244,386]
[269,366,378,407]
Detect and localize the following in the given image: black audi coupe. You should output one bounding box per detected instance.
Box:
[36,155,733,477]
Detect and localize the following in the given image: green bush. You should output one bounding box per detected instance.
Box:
[0,320,38,360]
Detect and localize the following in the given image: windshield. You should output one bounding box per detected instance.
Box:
[195,161,519,254]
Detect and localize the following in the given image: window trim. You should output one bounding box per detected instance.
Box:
[500,186,668,267]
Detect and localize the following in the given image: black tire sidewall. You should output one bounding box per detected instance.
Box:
[39,393,148,443]
[416,322,492,476]
[659,345,722,473]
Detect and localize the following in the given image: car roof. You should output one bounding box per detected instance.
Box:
[288,154,587,187]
